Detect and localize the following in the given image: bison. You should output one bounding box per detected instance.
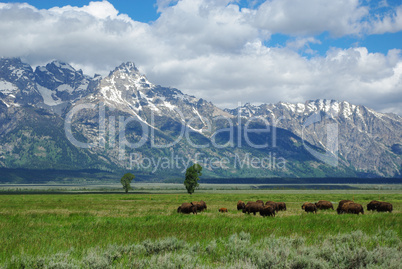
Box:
[376,202,393,213]
[237,200,246,211]
[265,201,278,212]
[276,202,287,211]
[338,201,364,215]
[301,202,310,210]
[367,200,381,211]
[336,200,353,214]
[243,202,263,215]
[200,200,207,210]
[219,208,228,213]
[256,200,264,205]
[177,203,197,214]
[260,205,275,217]
[192,200,207,212]
[346,203,364,214]
[304,203,317,213]
[315,200,334,210]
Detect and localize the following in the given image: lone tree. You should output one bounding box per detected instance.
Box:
[120,173,135,193]
[184,163,202,195]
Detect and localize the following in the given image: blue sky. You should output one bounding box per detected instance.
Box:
[1,0,402,114]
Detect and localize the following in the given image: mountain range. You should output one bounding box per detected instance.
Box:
[0,57,401,182]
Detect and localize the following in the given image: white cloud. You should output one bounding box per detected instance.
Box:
[286,37,321,50]
[370,6,402,34]
[49,1,119,19]
[253,0,369,36]
[152,0,259,55]
[0,0,401,115]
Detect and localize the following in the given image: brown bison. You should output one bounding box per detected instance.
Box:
[192,200,207,212]
[376,202,393,213]
[256,200,264,205]
[219,208,228,213]
[367,200,381,211]
[338,202,364,215]
[260,205,275,217]
[338,201,354,214]
[265,201,278,212]
[177,203,197,214]
[315,200,334,210]
[304,203,317,213]
[336,200,353,214]
[276,202,286,211]
[237,200,246,211]
[346,203,364,215]
[243,202,263,215]
[301,202,310,210]
[200,200,207,210]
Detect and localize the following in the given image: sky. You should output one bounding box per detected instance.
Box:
[1,0,402,114]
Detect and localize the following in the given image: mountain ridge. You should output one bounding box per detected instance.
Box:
[0,57,401,181]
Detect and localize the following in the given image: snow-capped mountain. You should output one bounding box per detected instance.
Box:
[226,99,402,177]
[0,58,401,180]
[0,58,42,106]
[0,58,101,115]
[83,62,230,131]
[35,60,100,104]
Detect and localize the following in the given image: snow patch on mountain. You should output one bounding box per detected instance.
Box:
[0,80,18,94]
[56,84,74,93]
[163,99,176,110]
[36,85,63,106]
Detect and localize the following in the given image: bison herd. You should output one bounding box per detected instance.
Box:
[177,200,207,214]
[238,200,287,217]
[301,199,393,215]
[177,199,393,216]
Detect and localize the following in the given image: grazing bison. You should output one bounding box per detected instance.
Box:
[315,200,334,210]
[376,202,393,213]
[336,200,353,214]
[346,203,364,215]
[367,200,381,211]
[304,203,317,213]
[192,200,207,212]
[338,201,354,214]
[200,200,207,210]
[237,200,246,211]
[243,202,263,215]
[276,202,287,211]
[219,208,228,213]
[177,203,197,214]
[265,201,278,212]
[301,202,310,210]
[260,205,275,217]
[338,201,364,215]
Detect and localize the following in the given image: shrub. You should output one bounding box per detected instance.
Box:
[4,230,402,268]
[142,237,185,255]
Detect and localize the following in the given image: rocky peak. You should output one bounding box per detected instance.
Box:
[35,60,87,89]
[34,60,99,105]
[0,57,35,86]
[0,57,42,105]
[110,62,139,76]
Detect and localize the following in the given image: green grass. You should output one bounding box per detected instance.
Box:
[0,191,401,267]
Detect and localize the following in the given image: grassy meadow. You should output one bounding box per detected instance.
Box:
[0,189,401,268]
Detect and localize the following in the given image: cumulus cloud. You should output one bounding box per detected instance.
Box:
[253,0,369,36]
[370,6,402,34]
[0,0,401,115]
